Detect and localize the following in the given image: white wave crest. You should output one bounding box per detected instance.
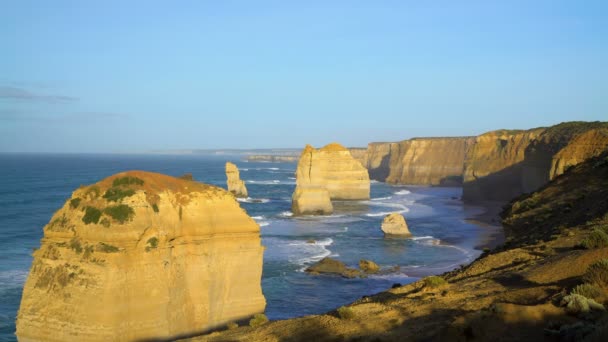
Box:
[237,197,270,203]
[371,196,392,201]
[279,211,293,217]
[246,180,281,185]
[251,216,265,220]
[394,190,411,195]
[258,222,270,227]
[288,238,334,267]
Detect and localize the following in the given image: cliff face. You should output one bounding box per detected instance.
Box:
[347,148,368,168]
[16,171,265,342]
[292,143,370,215]
[364,142,394,181]
[464,122,608,202]
[384,137,474,185]
[226,162,248,198]
[463,128,545,202]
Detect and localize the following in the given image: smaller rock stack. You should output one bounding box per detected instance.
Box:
[226,162,248,198]
[381,213,411,236]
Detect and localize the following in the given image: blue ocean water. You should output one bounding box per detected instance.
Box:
[0,153,502,341]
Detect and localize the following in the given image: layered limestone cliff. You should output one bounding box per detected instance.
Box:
[464,122,608,202]
[292,143,370,215]
[347,148,368,168]
[463,128,545,202]
[384,137,474,185]
[226,162,248,198]
[16,171,265,342]
[381,213,411,236]
[358,138,473,185]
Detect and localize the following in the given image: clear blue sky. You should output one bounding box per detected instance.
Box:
[1,1,606,152]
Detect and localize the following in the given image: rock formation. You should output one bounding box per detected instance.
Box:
[463,122,608,202]
[462,128,545,202]
[292,143,370,215]
[356,138,473,185]
[16,171,266,342]
[348,147,368,168]
[359,259,380,274]
[246,155,299,162]
[381,213,411,236]
[226,162,248,198]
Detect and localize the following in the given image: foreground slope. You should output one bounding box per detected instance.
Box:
[17,171,265,342]
[189,152,608,341]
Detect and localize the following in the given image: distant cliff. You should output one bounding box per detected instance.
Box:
[359,137,473,185]
[463,122,608,202]
[16,171,265,341]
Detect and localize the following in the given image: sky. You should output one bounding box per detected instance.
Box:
[1,1,607,153]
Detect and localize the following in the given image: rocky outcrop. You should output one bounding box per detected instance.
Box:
[226,162,248,198]
[464,122,608,202]
[357,138,473,185]
[381,213,411,236]
[16,171,265,342]
[305,257,361,278]
[292,143,370,215]
[359,259,380,274]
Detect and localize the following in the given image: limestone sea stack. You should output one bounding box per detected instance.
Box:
[16,171,266,341]
[381,213,411,236]
[292,143,370,215]
[226,162,248,198]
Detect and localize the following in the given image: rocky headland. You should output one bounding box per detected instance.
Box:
[226,162,248,198]
[186,141,608,342]
[246,155,299,163]
[16,171,266,341]
[292,143,370,215]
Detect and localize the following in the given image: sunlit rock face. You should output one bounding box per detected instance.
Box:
[463,122,608,202]
[292,143,370,215]
[357,137,473,185]
[381,213,411,236]
[463,128,545,202]
[226,162,248,198]
[16,171,265,342]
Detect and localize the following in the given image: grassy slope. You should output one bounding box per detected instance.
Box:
[186,153,608,342]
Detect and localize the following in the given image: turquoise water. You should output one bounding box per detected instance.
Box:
[0,153,501,341]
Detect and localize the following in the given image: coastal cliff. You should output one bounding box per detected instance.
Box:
[186,147,608,342]
[246,155,299,163]
[16,171,265,341]
[384,137,474,185]
[357,138,473,185]
[292,143,370,215]
[464,122,608,202]
[226,162,248,198]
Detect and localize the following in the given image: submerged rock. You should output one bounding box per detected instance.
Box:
[359,259,380,274]
[292,143,370,215]
[226,162,248,198]
[381,213,411,236]
[16,171,265,341]
[305,257,361,278]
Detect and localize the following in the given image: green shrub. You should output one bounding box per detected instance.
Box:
[82,206,102,224]
[83,245,94,259]
[145,237,158,252]
[100,217,111,228]
[70,198,81,209]
[112,176,144,187]
[226,322,238,330]
[152,203,159,213]
[249,313,268,327]
[337,306,355,320]
[69,238,83,254]
[423,276,447,288]
[103,188,135,202]
[104,205,134,224]
[584,259,608,289]
[571,283,604,301]
[580,229,608,249]
[97,242,119,253]
[86,186,101,199]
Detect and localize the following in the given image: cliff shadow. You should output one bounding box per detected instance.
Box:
[368,153,391,182]
[463,161,527,203]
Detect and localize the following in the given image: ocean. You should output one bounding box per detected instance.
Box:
[0,153,502,341]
